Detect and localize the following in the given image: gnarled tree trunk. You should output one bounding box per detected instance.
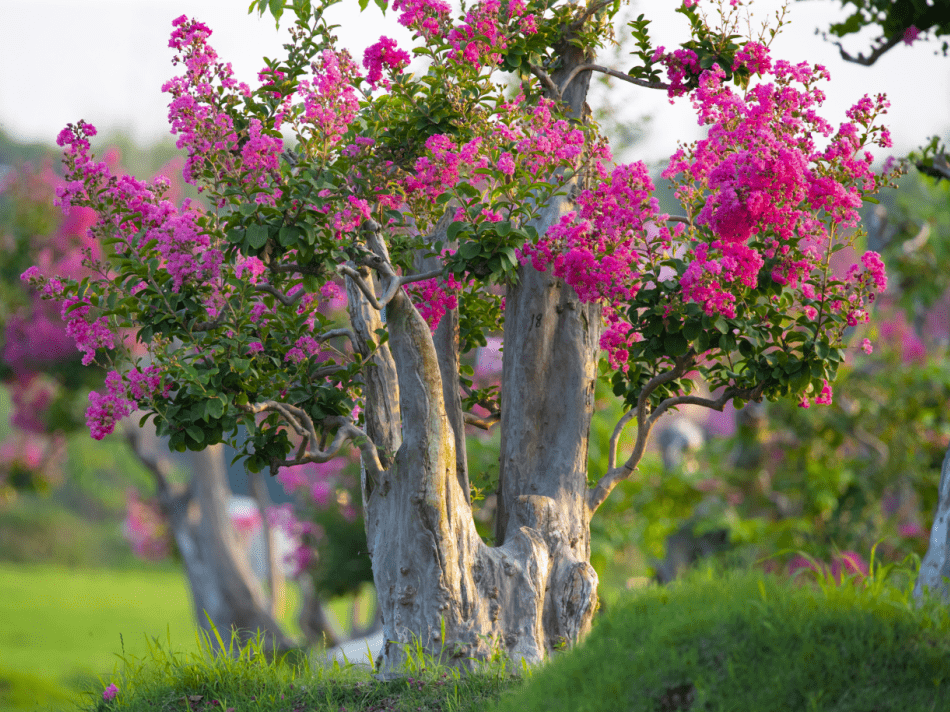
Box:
[350,42,604,674]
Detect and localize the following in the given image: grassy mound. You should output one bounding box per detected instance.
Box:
[491,565,950,712]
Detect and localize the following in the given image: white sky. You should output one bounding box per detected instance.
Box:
[0,0,947,166]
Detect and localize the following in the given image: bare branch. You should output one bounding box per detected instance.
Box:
[463,412,501,431]
[338,264,385,310]
[528,63,563,101]
[399,268,444,286]
[666,215,691,225]
[591,372,767,514]
[560,64,671,97]
[607,408,635,471]
[317,328,357,347]
[255,283,306,306]
[835,35,901,66]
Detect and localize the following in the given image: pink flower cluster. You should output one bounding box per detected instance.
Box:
[299,50,361,151]
[162,15,251,186]
[492,97,588,176]
[446,0,538,71]
[408,273,468,331]
[284,335,324,365]
[86,367,168,440]
[799,379,833,408]
[363,36,411,90]
[652,46,700,100]
[661,44,891,322]
[405,97,590,211]
[61,296,115,366]
[520,162,672,371]
[392,0,451,37]
[405,134,488,203]
[52,122,226,298]
[153,201,224,291]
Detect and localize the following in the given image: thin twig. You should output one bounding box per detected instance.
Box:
[559,64,671,97]
[568,0,614,32]
[591,374,766,514]
[255,283,306,306]
[239,403,384,477]
[835,35,901,66]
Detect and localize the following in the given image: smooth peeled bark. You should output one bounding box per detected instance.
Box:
[362,290,597,671]
[915,446,950,602]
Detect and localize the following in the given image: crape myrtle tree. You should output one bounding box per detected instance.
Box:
[26,0,897,669]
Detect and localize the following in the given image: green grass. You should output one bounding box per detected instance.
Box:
[491,561,950,712]
[0,562,313,712]
[10,555,950,712]
[60,557,950,712]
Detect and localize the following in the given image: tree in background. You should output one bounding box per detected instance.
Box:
[0,154,344,656]
[28,0,898,669]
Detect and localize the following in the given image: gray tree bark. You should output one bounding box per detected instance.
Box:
[914,445,950,602]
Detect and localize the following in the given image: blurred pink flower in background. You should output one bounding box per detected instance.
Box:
[475,336,502,383]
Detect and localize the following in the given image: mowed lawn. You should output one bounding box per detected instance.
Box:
[0,563,305,712]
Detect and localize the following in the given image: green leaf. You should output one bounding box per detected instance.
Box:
[206,397,225,420]
[713,316,729,334]
[664,332,689,357]
[459,241,481,260]
[247,223,269,249]
[682,320,701,341]
[186,426,205,444]
[447,221,467,241]
[278,225,301,247]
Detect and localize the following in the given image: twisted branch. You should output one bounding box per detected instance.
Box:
[528,63,563,101]
[835,35,901,66]
[240,401,384,478]
[591,354,766,513]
